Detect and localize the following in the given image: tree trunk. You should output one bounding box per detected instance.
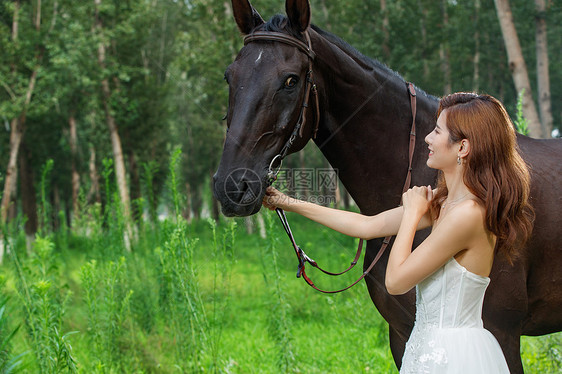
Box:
[1,0,43,224]
[52,184,61,231]
[380,0,390,60]
[473,0,481,92]
[87,145,101,205]
[440,0,451,95]
[69,115,80,225]
[535,0,553,138]
[494,0,543,137]
[417,0,430,81]
[19,142,38,239]
[129,150,142,222]
[1,1,23,262]
[1,119,23,224]
[94,0,133,249]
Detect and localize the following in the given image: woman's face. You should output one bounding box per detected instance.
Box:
[424,110,459,170]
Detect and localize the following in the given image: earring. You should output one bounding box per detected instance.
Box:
[457,156,461,165]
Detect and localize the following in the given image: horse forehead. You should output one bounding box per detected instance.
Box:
[239,43,306,68]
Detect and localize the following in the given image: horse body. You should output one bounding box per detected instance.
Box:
[213,1,562,372]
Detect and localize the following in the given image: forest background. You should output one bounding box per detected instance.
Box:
[0,0,560,373]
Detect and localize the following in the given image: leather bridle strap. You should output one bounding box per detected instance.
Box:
[244,31,316,59]
[276,82,418,294]
[243,30,320,184]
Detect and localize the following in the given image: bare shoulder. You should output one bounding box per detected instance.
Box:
[443,200,485,226]
[435,199,486,234]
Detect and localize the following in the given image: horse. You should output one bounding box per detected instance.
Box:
[212,0,562,372]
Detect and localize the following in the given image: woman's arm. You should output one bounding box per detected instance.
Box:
[385,187,485,295]
[263,186,432,240]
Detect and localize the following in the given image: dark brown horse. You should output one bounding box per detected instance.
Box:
[212,0,562,372]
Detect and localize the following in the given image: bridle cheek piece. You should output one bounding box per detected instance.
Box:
[243,30,320,184]
[245,29,418,294]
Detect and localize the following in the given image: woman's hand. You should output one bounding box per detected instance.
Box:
[402,185,433,217]
[262,186,294,211]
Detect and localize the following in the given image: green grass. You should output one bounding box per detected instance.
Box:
[0,211,559,373]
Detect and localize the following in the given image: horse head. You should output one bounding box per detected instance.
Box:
[213,0,318,217]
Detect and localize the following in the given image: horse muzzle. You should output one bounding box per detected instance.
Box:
[212,168,266,217]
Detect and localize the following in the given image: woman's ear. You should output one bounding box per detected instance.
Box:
[458,139,471,159]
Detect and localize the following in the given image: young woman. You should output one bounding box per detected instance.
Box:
[262,92,534,373]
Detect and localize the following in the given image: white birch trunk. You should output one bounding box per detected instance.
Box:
[94,0,133,250]
[494,0,543,138]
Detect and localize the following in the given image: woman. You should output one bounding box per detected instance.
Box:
[262,92,534,373]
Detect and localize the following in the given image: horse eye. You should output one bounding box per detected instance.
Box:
[285,76,298,89]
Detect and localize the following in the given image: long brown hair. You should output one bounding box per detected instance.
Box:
[428,93,534,263]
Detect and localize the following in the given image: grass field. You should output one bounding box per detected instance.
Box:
[0,209,560,373]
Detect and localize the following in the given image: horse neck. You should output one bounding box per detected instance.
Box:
[309,29,439,214]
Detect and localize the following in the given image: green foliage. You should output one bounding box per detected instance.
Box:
[207,218,237,372]
[1,0,561,230]
[38,160,54,235]
[0,2,561,371]
[261,212,296,373]
[0,280,27,373]
[0,212,559,372]
[167,147,183,219]
[80,257,134,372]
[141,160,160,225]
[157,219,208,371]
[522,334,562,373]
[11,235,77,373]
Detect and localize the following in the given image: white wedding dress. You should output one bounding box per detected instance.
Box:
[400,257,510,373]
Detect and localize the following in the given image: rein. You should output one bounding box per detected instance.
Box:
[277,82,417,294]
[246,29,418,293]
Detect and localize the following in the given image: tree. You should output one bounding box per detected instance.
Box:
[494,0,543,138]
[535,0,553,137]
[93,0,133,249]
[0,0,49,262]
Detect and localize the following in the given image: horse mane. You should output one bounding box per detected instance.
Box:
[310,24,437,101]
[255,15,436,101]
[255,14,302,38]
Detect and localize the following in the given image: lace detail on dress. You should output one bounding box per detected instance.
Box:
[401,322,448,373]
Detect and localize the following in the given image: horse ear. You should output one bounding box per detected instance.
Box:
[232,0,264,34]
[285,0,311,33]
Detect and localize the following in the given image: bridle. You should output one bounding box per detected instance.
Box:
[245,29,418,293]
[243,30,320,183]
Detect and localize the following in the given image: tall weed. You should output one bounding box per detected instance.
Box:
[207,218,237,372]
[38,160,54,235]
[154,148,208,371]
[12,236,77,373]
[141,161,160,225]
[80,257,134,372]
[0,278,27,373]
[262,212,296,373]
[156,219,207,371]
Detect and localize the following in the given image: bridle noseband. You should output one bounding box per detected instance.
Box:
[245,29,418,294]
[243,30,320,184]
